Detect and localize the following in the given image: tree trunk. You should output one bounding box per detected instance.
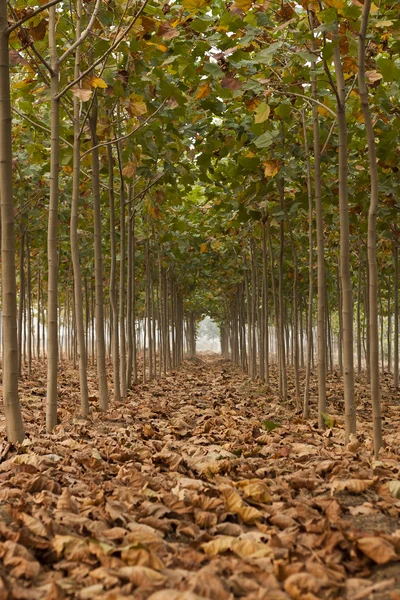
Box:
[303,108,314,418]
[261,220,269,383]
[46,5,60,432]
[359,0,382,455]
[70,1,89,416]
[90,96,109,411]
[116,137,127,397]
[17,201,24,378]
[26,234,32,376]
[333,28,356,440]
[394,231,399,388]
[107,144,120,403]
[308,25,327,427]
[0,5,24,442]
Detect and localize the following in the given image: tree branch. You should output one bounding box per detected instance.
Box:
[6,0,63,34]
[58,0,101,65]
[272,89,337,119]
[56,0,150,99]
[128,171,169,216]
[80,98,168,159]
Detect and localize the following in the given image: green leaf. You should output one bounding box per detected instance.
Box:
[262,420,280,432]
[377,57,400,83]
[321,412,335,428]
[275,104,292,120]
[254,130,277,148]
[322,43,334,62]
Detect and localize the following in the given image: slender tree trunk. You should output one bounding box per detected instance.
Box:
[243,255,252,377]
[388,280,391,373]
[357,247,362,375]
[278,177,287,401]
[90,97,109,410]
[266,217,281,382]
[26,234,32,376]
[126,192,134,388]
[116,137,127,397]
[46,5,60,432]
[261,220,269,383]
[394,232,399,388]
[251,241,257,380]
[37,267,41,360]
[334,29,356,440]
[337,264,343,375]
[107,144,120,402]
[146,240,153,380]
[303,108,314,418]
[70,1,89,416]
[0,6,24,441]
[379,288,384,373]
[17,200,24,378]
[308,28,327,427]
[359,0,382,455]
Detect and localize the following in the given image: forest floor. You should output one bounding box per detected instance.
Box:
[0,355,400,600]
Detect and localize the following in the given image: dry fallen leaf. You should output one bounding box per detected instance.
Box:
[357,537,398,565]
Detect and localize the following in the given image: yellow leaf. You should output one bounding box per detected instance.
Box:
[231,538,273,558]
[200,243,208,254]
[182,0,210,11]
[194,82,211,100]
[222,488,243,513]
[323,0,344,8]
[202,536,234,556]
[254,102,270,124]
[264,160,280,177]
[130,101,147,117]
[145,41,168,52]
[230,0,254,12]
[317,105,330,118]
[238,506,262,524]
[235,479,271,504]
[90,77,108,89]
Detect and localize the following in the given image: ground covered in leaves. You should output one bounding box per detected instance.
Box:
[0,355,400,600]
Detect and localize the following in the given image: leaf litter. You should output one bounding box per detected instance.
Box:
[0,355,400,599]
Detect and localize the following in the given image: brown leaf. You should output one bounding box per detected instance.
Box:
[71,87,93,102]
[357,537,398,565]
[221,76,242,91]
[331,479,375,494]
[20,513,48,538]
[284,572,321,599]
[28,19,47,41]
[235,479,271,503]
[118,565,167,585]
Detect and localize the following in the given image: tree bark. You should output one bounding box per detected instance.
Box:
[46,4,59,432]
[359,0,382,456]
[0,3,24,442]
[333,26,356,440]
[70,0,89,417]
[89,96,109,411]
[107,144,121,402]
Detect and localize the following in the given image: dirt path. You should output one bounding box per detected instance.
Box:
[0,355,399,599]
